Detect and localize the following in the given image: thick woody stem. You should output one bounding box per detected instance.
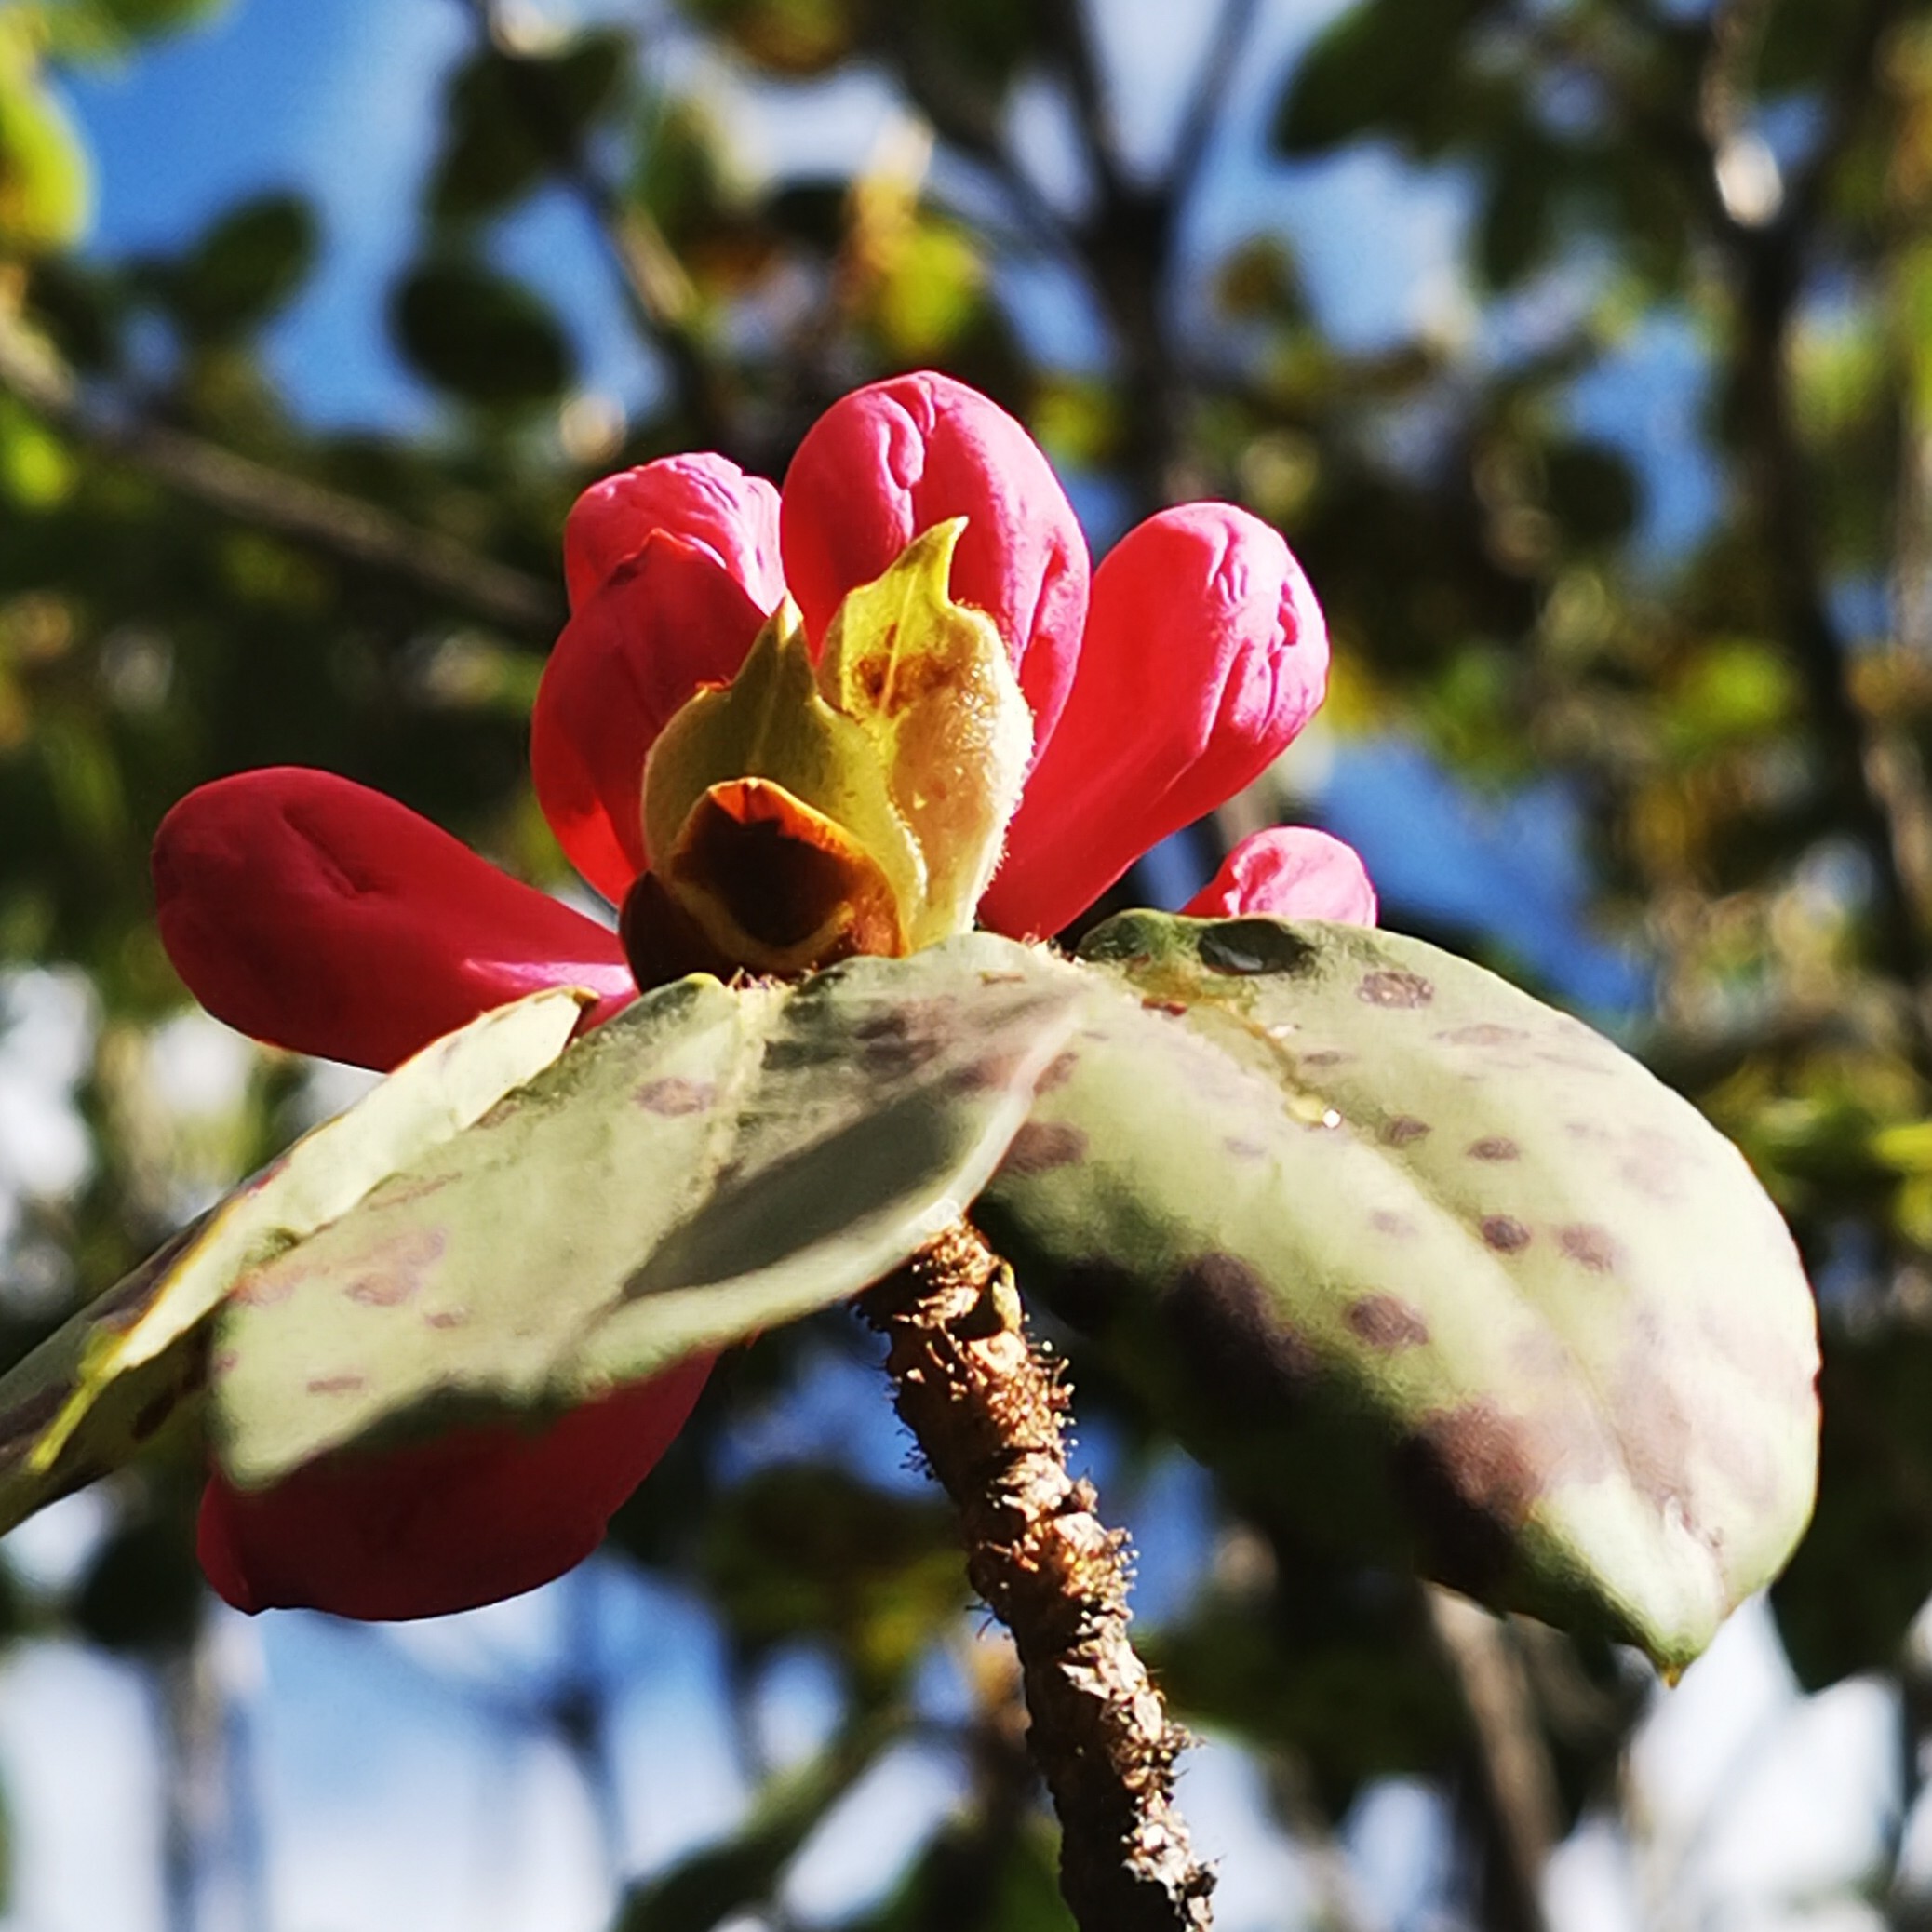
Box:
[859,1220,1215,1932]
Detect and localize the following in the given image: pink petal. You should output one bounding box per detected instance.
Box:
[197,1355,711,1619]
[564,453,785,613]
[1185,827,1378,925]
[779,370,1090,757]
[153,768,634,1072]
[532,533,770,904]
[980,503,1329,939]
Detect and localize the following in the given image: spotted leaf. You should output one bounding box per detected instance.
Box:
[975,912,1818,1672]
[208,935,1079,1490]
[0,986,593,1536]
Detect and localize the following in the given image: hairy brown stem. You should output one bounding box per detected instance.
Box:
[859,1221,1215,1932]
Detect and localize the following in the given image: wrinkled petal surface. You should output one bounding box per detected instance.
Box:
[197,1356,711,1619]
[533,535,770,903]
[1184,826,1378,925]
[780,370,1090,758]
[564,452,785,614]
[154,768,633,1072]
[981,503,1329,939]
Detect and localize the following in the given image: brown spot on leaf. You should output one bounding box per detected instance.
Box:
[1359,969,1433,1010]
[1347,1295,1430,1350]
[1393,1402,1544,1594]
[305,1373,366,1396]
[1381,1115,1431,1147]
[849,1012,946,1081]
[635,1075,717,1116]
[1611,1347,1699,1516]
[1619,1135,1687,1202]
[1224,1136,1268,1160]
[0,1383,70,1456]
[234,1260,307,1308]
[211,1350,239,1379]
[948,1044,1040,1095]
[1481,1215,1532,1254]
[1535,1050,1608,1074]
[1300,1049,1352,1069]
[1468,1137,1519,1161]
[1164,1254,1315,1425]
[1141,998,1189,1017]
[423,1308,470,1330]
[1437,1023,1528,1047]
[341,1230,446,1307]
[1559,1224,1620,1273]
[1037,1049,1080,1093]
[1371,1209,1416,1238]
[998,1121,1089,1178]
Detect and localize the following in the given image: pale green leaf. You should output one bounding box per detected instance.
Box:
[209,934,1080,1490]
[976,913,1819,1671]
[0,986,591,1534]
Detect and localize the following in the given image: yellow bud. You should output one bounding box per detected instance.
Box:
[816,518,1032,947]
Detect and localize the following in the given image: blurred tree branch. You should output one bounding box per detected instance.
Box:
[0,313,560,638]
[1698,0,1932,1051]
[453,0,736,454]
[1426,1589,1559,1932]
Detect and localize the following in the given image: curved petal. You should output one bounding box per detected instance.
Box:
[532,533,770,903]
[196,1356,712,1619]
[1184,826,1377,925]
[780,370,1090,758]
[981,503,1328,939]
[564,453,785,613]
[153,768,634,1072]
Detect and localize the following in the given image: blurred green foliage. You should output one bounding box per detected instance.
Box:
[5,0,1932,1923]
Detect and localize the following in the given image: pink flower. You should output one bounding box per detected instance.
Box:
[155,370,1369,1619]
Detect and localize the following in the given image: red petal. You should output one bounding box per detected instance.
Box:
[981,503,1328,939]
[780,370,1089,756]
[153,768,634,1072]
[564,453,784,613]
[196,1357,711,1619]
[1185,827,1377,925]
[533,533,771,904]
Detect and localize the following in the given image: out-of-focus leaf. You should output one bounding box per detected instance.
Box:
[164,192,318,341]
[1775,1321,1932,1687]
[390,257,575,407]
[0,987,590,1536]
[1478,132,1562,288]
[427,33,630,225]
[859,1815,1074,1932]
[699,1463,962,1698]
[978,913,1819,1671]
[863,213,986,359]
[0,20,92,251]
[1148,1574,1464,1799]
[673,0,862,76]
[612,1716,895,1932]
[71,1505,202,1653]
[1664,638,1800,758]
[208,937,1079,1490]
[0,395,74,507]
[1271,0,1492,155]
[1542,440,1640,548]
[72,0,229,43]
